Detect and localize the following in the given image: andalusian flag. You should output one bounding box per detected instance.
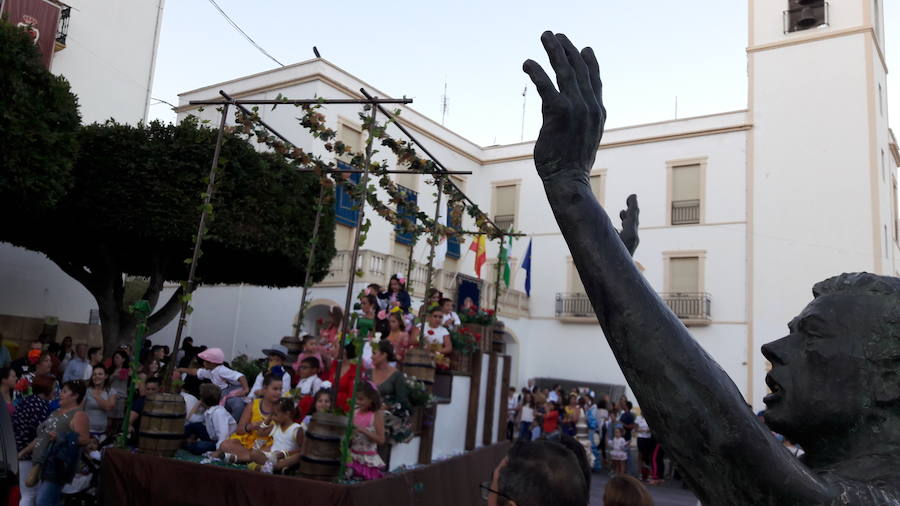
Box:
[500,235,513,288]
[469,235,487,278]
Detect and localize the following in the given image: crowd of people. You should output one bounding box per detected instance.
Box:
[506,384,666,485]
[0,272,477,504]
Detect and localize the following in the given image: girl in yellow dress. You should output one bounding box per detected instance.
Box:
[212,374,283,463]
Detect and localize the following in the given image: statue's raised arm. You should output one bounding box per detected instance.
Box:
[524,32,842,505]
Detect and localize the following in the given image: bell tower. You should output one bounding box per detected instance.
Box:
[746,0,892,407]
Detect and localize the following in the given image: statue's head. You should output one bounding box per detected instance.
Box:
[762,273,900,445]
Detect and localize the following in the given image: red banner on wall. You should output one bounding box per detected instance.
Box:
[1,0,61,68]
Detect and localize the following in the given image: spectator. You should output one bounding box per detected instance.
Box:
[379,274,411,314]
[328,344,360,413]
[421,306,452,356]
[183,384,236,455]
[129,377,161,444]
[176,348,249,421]
[348,382,385,480]
[619,401,636,442]
[1,367,15,417]
[373,341,412,445]
[484,439,587,506]
[56,336,73,369]
[294,357,323,420]
[440,298,461,330]
[175,337,194,366]
[635,412,654,482]
[15,352,56,404]
[0,333,10,369]
[518,392,535,441]
[84,365,116,437]
[62,344,90,383]
[247,345,292,401]
[11,341,43,378]
[507,387,520,440]
[151,345,166,369]
[248,398,302,473]
[214,374,282,464]
[22,380,90,503]
[356,294,378,339]
[13,374,54,506]
[609,427,628,476]
[603,475,654,506]
[84,347,102,381]
[543,401,561,440]
[385,312,412,363]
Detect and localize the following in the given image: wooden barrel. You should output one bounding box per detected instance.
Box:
[137,393,186,457]
[280,335,302,363]
[402,348,435,385]
[299,412,347,480]
[449,350,472,374]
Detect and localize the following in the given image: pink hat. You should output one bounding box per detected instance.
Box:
[197,347,225,365]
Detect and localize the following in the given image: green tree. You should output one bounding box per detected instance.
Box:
[0,19,80,215]
[2,118,336,352]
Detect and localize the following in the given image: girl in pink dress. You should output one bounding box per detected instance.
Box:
[348,382,386,480]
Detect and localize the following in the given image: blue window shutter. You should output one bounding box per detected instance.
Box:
[334,160,361,227]
[394,186,417,245]
[447,203,461,259]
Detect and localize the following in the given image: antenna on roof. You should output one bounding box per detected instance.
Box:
[440,78,449,125]
[520,86,528,142]
[674,96,678,119]
[313,46,321,58]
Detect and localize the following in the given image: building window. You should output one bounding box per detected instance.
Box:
[589,169,606,206]
[334,161,361,227]
[394,185,417,245]
[492,182,519,231]
[669,162,702,225]
[555,257,593,320]
[663,252,711,324]
[447,203,462,259]
[783,0,828,33]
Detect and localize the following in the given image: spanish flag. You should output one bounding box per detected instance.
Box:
[468,235,487,278]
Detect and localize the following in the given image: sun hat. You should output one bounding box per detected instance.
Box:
[261,344,289,360]
[197,347,225,365]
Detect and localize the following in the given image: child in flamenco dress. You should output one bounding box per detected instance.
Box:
[348,382,386,480]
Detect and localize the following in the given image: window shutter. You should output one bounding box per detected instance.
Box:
[669,257,699,293]
[394,186,417,245]
[672,165,700,202]
[334,160,361,227]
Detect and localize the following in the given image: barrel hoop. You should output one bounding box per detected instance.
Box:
[300,455,340,466]
[138,432,184,440]
[142,413,186,419]
[305,431,342,442]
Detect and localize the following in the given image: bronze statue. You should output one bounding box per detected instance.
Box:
[523,31,900,505]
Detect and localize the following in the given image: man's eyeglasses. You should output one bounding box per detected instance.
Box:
[480,481,513,502]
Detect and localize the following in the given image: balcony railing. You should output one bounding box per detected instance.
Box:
[671,199,700,225]
[661,292,711,324]
[555,293,594,320]
[493,214,515,231]
[55,4,71,50]
[322,249,529,318]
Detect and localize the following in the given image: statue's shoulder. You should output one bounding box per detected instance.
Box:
[819,469,900,505]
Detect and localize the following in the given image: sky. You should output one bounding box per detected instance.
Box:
[149,1,900,147]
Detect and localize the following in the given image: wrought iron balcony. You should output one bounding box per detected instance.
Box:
[671,199,700,225]
[55,4,71,50]
[555,292,595,322]
[661,292,711,325]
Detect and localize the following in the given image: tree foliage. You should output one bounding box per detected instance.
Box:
[2,118,336,350]
[0,19,80,215]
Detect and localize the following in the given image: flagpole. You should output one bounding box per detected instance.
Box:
[493,235,503,315]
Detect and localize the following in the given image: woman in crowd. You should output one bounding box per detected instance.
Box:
[418,288,443,320]
[542,400,561,440]
[15,351,56,403]
[56,336,73,371]
[603,474,655,506]
[107,349,130,432]
[379,274,411,314]
[85,365,116,438]
[328,344,360,412]
[562,394,581,437]
[385,312,412,364]
[214,374,282,464]
[356,294,378,339]
[13,374,54,506]
[372,341,412,445]
[575,395,594,469]
[348,382,385,480]
[1,366,16,416]
[22,381,91,505]
[517,391,535,441]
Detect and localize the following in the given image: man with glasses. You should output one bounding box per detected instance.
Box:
[481,440,587,506]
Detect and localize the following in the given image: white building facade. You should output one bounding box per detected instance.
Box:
[1,0,897,415]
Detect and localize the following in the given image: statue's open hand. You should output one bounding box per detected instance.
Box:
[523,31,606,182]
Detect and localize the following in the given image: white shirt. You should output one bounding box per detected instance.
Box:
[423,325,449,347]
[181,392,204,425]
[269,422,302,454]
[441,311,461,328]
[197,365,244,390]
[635,415,651,438]
[521,405,534,423]
[204,405,237,449]
[246,370,292,401]
[296,375,323,396]
[548,391,560,404]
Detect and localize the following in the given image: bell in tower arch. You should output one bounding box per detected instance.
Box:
[787,0,826,33]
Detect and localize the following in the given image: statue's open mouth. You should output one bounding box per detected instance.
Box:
[763,374,784,404]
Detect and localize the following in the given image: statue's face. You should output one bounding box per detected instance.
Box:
[761,294,874,440]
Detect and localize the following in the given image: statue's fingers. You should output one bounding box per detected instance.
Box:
[523,59,559,104]
[627,194,639,212]
[556,34,595,107]
[540,31,577,96]
[581,47,605,112]
[620,210,627,221]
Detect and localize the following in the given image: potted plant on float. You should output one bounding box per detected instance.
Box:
[459,306,497,353]
[448,326,479,373]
